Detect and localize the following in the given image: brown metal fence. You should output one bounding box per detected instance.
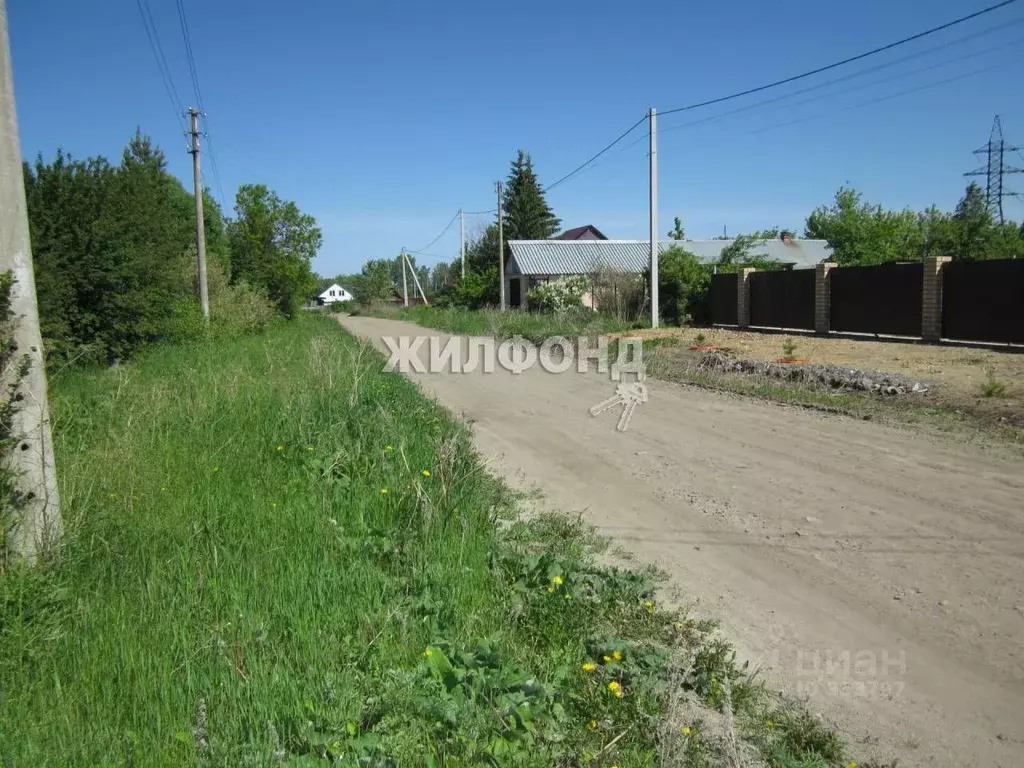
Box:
[710,273,737,325]
[748,269,815,330]
[829,262,922,337]
[942,258,1024,344]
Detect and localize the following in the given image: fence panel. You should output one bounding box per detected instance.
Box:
[829,263,922,337]
[942,259,1024,344]
[710,273,737,325]
[748,269,815,330]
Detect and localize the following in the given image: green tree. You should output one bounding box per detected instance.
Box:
[228,184,322,316]
[668,217,685,240]
[502,151,561,240]
[654,246,711,326]
[804,187,919,265]
[351,259,394,303]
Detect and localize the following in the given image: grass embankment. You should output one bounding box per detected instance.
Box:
[1,316,867,767]
[356,304,641,345]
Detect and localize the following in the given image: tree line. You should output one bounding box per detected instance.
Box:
[24,131,322,366]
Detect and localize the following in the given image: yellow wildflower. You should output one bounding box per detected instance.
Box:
[564,594,572,600]
[307,445,314,452]
[276,444,284,452]
[587,719,598,731]
[421,469,431,477]
[551,575,563,586]
[380,488,389,495]
[423,648,433,658]
[607,681,622,696]
[547,586,555,593]
[603,655,612,663]
[582,661,597,673]
[612,650,622,661]
[846,763,857,768]
[765,720,775,729]
[644,600,655,612]
[385,444,393,452]
[681,725,692,736]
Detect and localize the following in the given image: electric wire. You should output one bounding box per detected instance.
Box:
[659,0,1021,117]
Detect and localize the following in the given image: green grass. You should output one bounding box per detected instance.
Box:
[358,304,642,345]
[0,316,858,766]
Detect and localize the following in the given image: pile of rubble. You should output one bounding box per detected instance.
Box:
[698,351,931,396]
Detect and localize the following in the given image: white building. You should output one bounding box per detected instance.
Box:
[317,283,353,305]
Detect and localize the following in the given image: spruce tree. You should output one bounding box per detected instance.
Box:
[501,150,561,240]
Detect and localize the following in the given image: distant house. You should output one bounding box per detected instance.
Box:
[504,233,833,308]
[553,224,608,241]
[317,283,353,305]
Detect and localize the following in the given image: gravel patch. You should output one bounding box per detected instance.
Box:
[698,351,933,396]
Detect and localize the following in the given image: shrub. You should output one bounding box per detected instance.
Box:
[981,368,1006,398]
[657,246,711,326]
[526,276,589,313]
[590,268,646,322]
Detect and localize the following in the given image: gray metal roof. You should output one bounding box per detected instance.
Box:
[507,239,833,276]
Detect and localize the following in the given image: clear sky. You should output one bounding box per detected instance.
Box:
[8,0,1024,277]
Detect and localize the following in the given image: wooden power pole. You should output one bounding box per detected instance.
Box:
[188,107,210,319]
[0,0,61,561]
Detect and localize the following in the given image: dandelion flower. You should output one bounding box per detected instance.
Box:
[380,488,389,495]
[582,661,596,673]
[385,444,393,452]
[607,681,621,695]
[547,586,555,593]
[421,469,431,477]
[423,648,433,658]
[644,600,655,612]
[681,726,692,736]
[587,719,598,731]
[846,763,857,768]
[612,650,622,661]
[276,444,284,452]
[564,594,572,600]
[306,445,314,452]
[603,655,612,663]
[551,575,563,586]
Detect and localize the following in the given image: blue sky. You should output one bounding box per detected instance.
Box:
[8,0,1024,276]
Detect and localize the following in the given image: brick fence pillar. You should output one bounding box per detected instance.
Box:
[814,262,836,335]
[921,256,951,343]
[736,268,756,329]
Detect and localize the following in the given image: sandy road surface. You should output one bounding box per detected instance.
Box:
[340,316,1024,767]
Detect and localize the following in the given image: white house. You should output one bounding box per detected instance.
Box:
[317,283,353,305]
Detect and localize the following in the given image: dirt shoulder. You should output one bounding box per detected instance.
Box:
[342,314,1024,768]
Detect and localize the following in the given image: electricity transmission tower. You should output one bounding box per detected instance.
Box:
[964,116,1022,223]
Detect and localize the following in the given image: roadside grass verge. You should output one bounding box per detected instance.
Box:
[355,304,641,345]
[1,315,866,766]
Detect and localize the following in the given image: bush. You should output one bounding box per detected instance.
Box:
[590,268,646,322]
[526,276,589,313]
[658,246,711,326]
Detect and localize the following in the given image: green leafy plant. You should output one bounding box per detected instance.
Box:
[695,333,707,346]
[525,276,589,313]
[981,368,1006,397]
[781,337,798,360]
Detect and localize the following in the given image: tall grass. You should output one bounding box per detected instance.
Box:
[0,316,858,766]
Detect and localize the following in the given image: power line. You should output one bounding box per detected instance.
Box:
[410,210,460,254]
[464,208,498,215]
[173,0,227,211]
[660,0,1021,117]
[739,62,1010,139]
[658,35,1024,140]
[543,115,648,192]
[133,0,186,132]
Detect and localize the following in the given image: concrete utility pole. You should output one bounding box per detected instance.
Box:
[188,107,210,319]
[0,0,61,561]
[649,107,659,329]
[459,208,465,279]
[406,251,429,305]
[496,181,505,311]
[401,248,409,307]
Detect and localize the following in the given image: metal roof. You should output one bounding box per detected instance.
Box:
[507,239,833,276]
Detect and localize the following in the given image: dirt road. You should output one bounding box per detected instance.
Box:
[341,316,1024,767]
